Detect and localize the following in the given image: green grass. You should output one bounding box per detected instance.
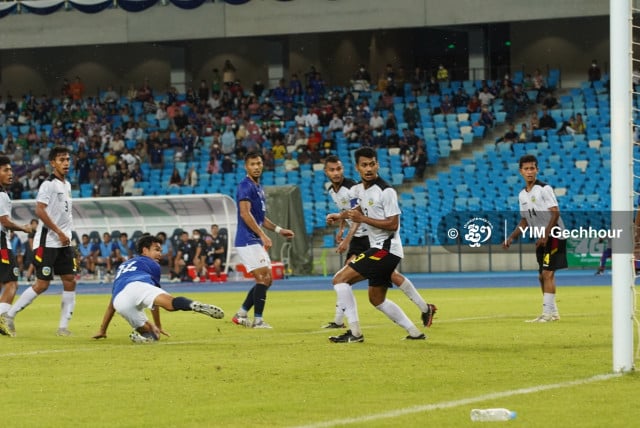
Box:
[0,286,638,427]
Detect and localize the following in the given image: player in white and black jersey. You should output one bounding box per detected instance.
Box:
[0,156,34,336]
[0,147,78,337]
[323,155,436,330]
[503,154,567,323]
[325,148,426,342]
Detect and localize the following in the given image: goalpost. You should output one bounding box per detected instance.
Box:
[611,0,635,372]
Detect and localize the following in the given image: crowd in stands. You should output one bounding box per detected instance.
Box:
[0,58,569,200]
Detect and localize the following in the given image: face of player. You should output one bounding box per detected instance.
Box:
[519,161,539,186]
[0,163,13,188]
[245,156,264,182]
[143,242,162,263]
[355,155,379,185]
[324,160,344,187]
[51,152,71,179]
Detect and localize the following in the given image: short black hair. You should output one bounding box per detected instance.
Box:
[49,145,71,161]
[519,154,538,168]
[0,155,10,167]
[244,151,263,163]
[354,147,377,163]
[136,233,161,255]
[324,155,341,166]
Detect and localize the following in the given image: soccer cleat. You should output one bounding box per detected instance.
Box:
[231,313,252,327]
[329,330,364,343]
[551,312,561,321]
[191,301,224,319]
[526,313,555,323]
[421,303,438,327]
[322,321,345,329]
[169,277,181,283]
[0,314,16,337]
[252,319,273,329]
[56,328,72,337]
[129,330,157,344]
[404,333,426,340]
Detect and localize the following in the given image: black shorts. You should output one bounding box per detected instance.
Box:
[0,249,19,283]
[34,246,78,280]
[347,236,370,260]
[349,247,400,288]
[536,237,568,273]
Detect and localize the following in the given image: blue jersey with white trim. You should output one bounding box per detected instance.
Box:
[234,176,266,247]
[111,255,161,299]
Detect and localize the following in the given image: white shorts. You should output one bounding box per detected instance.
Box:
[235,244,271,273]
[113,281,168,329]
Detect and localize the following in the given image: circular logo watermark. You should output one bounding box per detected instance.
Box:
[463,217,493,248]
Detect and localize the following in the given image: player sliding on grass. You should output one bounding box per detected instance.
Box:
[322,155,436,330]
[91,234,224,343]
[503,154,567,323]
[325,147,426,342]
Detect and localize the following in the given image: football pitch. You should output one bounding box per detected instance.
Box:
[0,272,638,427]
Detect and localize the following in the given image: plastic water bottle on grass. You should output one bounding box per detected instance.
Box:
[470,408,516,422]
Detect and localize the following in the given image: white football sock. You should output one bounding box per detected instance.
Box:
[376,299,422,337]
[334,282,361,336]
[396,277,429,312]
[7,286,39,318]
[0,302,10,314]
[543,292,555,314]
[333,302,345,325]
[59,291,76,329]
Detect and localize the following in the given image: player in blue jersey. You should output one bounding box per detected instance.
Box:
[231,152,295,329]
[91,234,224,343]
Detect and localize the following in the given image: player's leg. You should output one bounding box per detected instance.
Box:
[329,259,366,342]
[391,271,437,327]
[232,245,272,328]
[55,247,78,336]
[153,293,224,319]
[114,283,161,343]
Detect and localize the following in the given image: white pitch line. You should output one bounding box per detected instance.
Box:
[289,373,622,428]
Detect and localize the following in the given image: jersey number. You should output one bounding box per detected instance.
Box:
[115,260,138,279]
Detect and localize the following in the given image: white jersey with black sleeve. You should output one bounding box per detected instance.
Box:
[0,188,13,250]
[351,177,404,258]
[33,174,74,248]
[518,179,565,232]
[328,177,368,238]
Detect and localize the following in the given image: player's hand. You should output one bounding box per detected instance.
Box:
[158,328,171,337]
[346,209,364,223]
[279,229,295,239]
[58,232,71,246]
[336,240,348,254]
[262,235,273,250]
[92,331,107,340]
[535,237,548,248]
[326,213,340,225]
[502,238,512,249]
[22,224,33,234]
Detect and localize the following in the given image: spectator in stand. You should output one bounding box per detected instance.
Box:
[518,123,532,143]
[95,232,117,278]
[538,107,557,131]
[121,171,136,196]
[283,153,299,172]
[467,95,481,114]
[478,86,495,107]
[410,66,425,94]
[452,87,470,110]
[327,113,344,133]
[113,232,134,272]
[149,141,164,169]
[412,142,428,179]
[78,234,97,278]
[156,231,174,272]
[439,94,454,115]
[96,170,112,197]
[369,110,384,131]
[529,111,540,131]
[184,166,198,187]
[384,111,398,131]
[168,168,182,188]
[495,123,518,149]
[69,76,85,101]
[573,112,586,134]
[477,105,494,128]
[136,79,153,103]
[436,64,449,82]
[351,64,371,92]
[588,59,602,83]
[222,60,236,87]
[541,92,558,110]
[172,230,197,282]
[403,101,420,130]
[532,68,547,102]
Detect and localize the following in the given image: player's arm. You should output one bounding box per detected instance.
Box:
[350,211,398,231]
[92,300,115,339]
[151,306,170,337]
[35,201,70,246]
[0,215,33,234]
[337,221,360,254]
[264,216,295,238]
